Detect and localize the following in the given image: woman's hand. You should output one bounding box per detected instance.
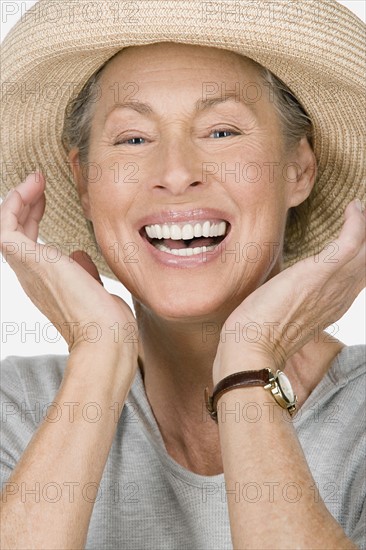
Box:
[213,199,366,383]
[0,172,138,357]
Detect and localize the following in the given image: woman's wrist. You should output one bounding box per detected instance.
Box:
[65,340,139,395]
[212,346,278,387]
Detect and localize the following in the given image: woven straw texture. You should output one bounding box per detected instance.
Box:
[1,0,365,280]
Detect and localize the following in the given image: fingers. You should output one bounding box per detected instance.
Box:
[337,198,366,258]
[1,187,24,234]
[316,199,366,266]
[1,172,46,242]
[12,172,45,204]
[22,193,46,241]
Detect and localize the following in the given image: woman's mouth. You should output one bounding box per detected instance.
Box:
[140,219,230,257]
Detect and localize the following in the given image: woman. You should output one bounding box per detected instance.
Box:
[0,1,365,549]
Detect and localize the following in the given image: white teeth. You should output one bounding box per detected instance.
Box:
[144,219,228,240]
[170,225,181,240]
[219,221,226,235]
[162,224,170,239]
[145,226,155,239]
[181,224,194,240]
[154,243,217,256]
[194,223,201,237]
[154,224,162,239]
[202,221,210,237]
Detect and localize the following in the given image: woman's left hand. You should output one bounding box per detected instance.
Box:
[213,199,366,384]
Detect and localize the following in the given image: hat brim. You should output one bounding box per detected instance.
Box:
[1,0,365,279]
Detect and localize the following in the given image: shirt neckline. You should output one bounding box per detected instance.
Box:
[128,345,360,487]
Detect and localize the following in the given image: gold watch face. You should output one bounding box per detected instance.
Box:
[277,372,295,402]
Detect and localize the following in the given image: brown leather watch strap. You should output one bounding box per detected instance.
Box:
[204,369,271,423]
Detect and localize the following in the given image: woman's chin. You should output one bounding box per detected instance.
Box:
[136,290,233,323]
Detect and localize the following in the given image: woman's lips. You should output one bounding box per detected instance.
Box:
[139,222,232,267]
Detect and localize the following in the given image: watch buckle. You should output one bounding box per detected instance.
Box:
[204,386,217,421]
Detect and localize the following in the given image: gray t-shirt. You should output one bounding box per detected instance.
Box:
[1,345,365,549]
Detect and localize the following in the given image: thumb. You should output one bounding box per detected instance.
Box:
[69,250,104,286]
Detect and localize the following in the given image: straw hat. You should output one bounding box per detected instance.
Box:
[1,0,365,280]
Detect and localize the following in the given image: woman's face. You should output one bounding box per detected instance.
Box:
[73,42,313,320]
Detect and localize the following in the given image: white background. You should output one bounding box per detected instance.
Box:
[1,0,365,359]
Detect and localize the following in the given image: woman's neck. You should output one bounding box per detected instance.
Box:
[133,301,345,476]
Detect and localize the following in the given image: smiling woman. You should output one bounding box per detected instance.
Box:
[63,48,314,259]
[0,1,365,550]
[64,43,318,320]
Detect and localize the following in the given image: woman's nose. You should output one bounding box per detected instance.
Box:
[150,135,203,196]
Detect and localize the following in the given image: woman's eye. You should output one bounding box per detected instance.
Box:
[210,128,239,139]
[113,128,239,145]
[114,136,146,146]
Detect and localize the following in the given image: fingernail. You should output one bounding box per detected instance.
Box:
[5,189,14,199]
[355,198,363,212]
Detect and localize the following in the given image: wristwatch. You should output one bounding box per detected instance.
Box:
[204,368,297,422]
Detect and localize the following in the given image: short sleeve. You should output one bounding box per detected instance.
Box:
[0,354,67,489]
[350,498,366,550]
[0,356,34,486]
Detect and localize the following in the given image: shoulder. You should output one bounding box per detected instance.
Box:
[334,344,366,378]
[0,353,68,405]
[301,345,366,547]
[325,344,366,408]
[297,344,365,427]
[0,354,69,483]
[329,344,366,384]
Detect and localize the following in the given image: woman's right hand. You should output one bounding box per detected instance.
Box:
[0,172,138,357]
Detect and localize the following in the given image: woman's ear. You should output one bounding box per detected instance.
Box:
[68,148,92,220]
[286,137,317,208]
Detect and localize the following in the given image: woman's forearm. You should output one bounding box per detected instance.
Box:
[0,343,136,550]
[216,356,358,550]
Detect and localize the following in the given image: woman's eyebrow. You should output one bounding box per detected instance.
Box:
[104,94,256,122]
[195,94,257,113]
